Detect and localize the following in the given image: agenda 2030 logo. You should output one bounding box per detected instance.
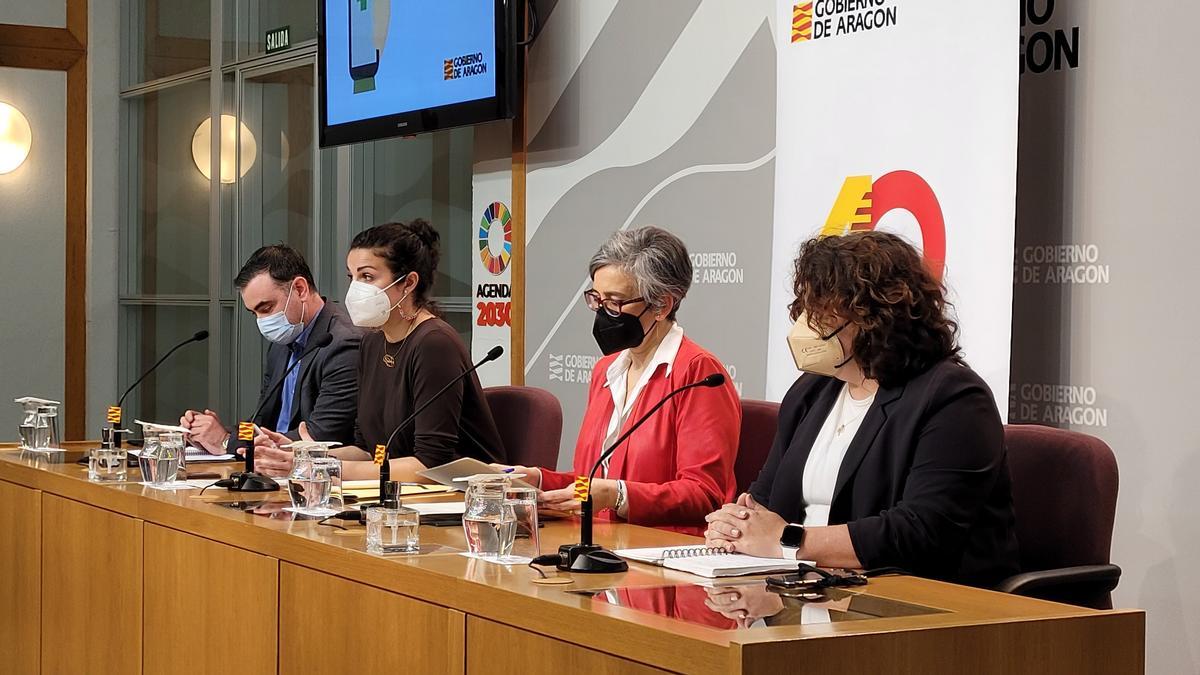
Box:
[820,171,946,280]
[475,202,513,328]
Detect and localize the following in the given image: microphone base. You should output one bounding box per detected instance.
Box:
[226,471,281,492]
[556,543,629,574]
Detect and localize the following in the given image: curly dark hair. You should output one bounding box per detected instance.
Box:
[788,231,962,388]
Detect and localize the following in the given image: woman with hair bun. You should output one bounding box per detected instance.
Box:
[255,219,506,480]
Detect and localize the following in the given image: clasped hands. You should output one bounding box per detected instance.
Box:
[703,493,788,559]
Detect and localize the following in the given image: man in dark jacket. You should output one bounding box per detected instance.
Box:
[181,245,361,452]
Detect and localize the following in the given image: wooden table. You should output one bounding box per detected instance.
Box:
[0,443,1144,674]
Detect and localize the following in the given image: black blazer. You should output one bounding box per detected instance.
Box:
[749,359,1019,587]
[254,301,362,445]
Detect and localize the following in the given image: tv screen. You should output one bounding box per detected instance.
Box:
[318,0,518,147]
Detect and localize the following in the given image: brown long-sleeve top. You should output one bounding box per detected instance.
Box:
[353,318,506,467]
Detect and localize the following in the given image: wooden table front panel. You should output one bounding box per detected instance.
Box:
[465,616,675,675]
[279,562,466,675]
[0,480,41,673]
[736,611,1146,675]
[40,494,143,675]
[143,524,279,675]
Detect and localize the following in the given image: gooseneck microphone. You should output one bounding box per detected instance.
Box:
[118,330,210,409]
[226,332,334,492]
[108,330,209,448]
[379,345,505,456]
[557,373,727,573]
[373,346,505,499]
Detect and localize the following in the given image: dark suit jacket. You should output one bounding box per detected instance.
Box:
[749,359,1020,587]
[254,301,362,445]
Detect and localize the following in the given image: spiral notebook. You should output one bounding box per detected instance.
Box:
[615,546,807,578]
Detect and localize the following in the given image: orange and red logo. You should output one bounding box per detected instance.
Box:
[820,170,946,279]
[792,3,814,42]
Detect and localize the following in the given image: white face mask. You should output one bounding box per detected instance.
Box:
[787,313,852,376]
[344,276,407,328]
[256,283,306,344]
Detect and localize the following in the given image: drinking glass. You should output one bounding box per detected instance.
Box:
[365,506,420,554]
[88,447,128,482]
[505,486,540,558]
[312,456,343,510]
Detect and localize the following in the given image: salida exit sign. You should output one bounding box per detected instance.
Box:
[266,26,290,53]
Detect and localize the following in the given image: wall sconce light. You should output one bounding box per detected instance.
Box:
[0,102,32,175]
[191,114,257,184]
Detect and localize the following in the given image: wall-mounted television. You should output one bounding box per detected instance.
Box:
[318,0,521,147]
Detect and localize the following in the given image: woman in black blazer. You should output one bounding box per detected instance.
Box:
[704,232,1019,587]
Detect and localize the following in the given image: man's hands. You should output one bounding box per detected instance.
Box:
[180,409,228,455]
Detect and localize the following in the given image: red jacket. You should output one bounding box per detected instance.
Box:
[541,336,740,535]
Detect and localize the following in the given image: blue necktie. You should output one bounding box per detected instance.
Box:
[276,343,303,433]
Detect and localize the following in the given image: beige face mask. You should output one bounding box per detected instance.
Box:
[787,314,852,376]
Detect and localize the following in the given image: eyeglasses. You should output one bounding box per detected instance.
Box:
[582,290,646,318]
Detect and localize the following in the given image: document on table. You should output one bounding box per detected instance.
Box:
[615,546,807,578]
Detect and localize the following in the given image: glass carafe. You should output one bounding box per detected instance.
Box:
[286,447,333,513]
[138,430,184,485]
[462,475,517,557]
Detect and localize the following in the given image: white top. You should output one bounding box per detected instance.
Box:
[799,383,876,527]
[600,322,684,478]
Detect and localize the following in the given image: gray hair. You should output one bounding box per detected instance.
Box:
[588,226,692,320]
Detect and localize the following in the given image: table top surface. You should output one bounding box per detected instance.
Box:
[0,442,1144,669]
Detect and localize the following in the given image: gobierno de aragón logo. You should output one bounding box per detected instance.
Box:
[792,0,898,43]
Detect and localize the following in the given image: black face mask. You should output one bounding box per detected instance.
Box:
[592,306,653,356]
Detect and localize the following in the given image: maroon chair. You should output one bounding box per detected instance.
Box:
[996,424,1122,609]
[734,400,781,496]
[483,386,563,469]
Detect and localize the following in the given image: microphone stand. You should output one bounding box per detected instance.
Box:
[227,333,333,492]
[111,330,209,448]
[369,346,505,502]
[557,374,726,573]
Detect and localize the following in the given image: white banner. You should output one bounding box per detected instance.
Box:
[767,0,1019,414]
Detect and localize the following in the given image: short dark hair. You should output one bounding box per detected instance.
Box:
[234,244,317,291]
[350,219,441,307]
[789,231,962,388]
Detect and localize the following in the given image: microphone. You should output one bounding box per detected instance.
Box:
[557,372,727,573]
[379,345,504,456]
[227,332,334,492]
[373,346,504,498]
[109,330,209,446]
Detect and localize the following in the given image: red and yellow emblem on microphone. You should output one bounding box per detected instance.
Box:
[374,444,387,465]
[106,406,122,424]
[573,476,590,502]
[237,421,255,442]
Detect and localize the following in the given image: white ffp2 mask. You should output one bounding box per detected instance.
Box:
[344,277,406,328]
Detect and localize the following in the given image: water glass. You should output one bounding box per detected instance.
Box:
[312,456,343,510]
[462,475,516,557]
[365,506,420,554]
[88,447,128,482]
[17,424,36,449]
[505,486,540,558]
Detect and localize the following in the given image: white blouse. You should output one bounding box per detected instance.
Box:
[800,383,876,527]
